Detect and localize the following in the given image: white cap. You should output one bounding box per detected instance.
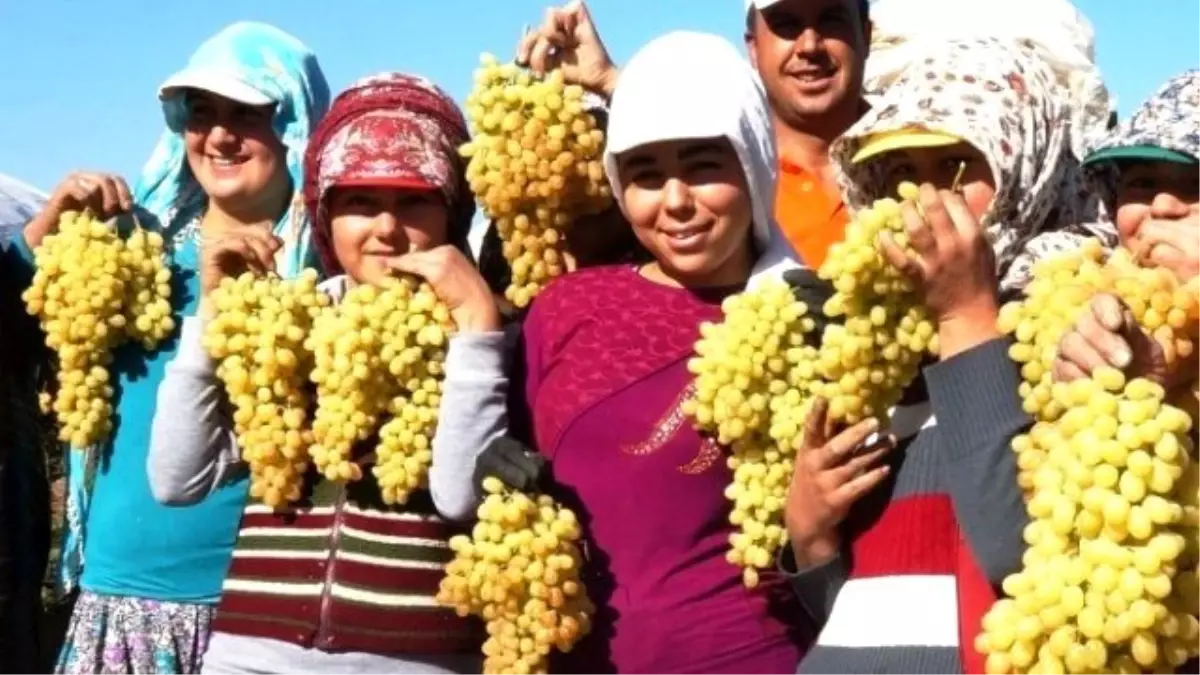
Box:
[157,68,274,106]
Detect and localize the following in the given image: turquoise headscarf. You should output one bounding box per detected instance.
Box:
[134,20,331,273]
[57,21,330,594]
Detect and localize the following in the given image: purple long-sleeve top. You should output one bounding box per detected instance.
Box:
[516,265,810,674]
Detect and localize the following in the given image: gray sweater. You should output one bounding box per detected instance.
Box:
[147,276,507,673]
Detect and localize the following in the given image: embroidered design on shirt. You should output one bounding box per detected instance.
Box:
[621,383,723,475]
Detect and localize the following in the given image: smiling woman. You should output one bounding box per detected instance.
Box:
[10,20,330,675]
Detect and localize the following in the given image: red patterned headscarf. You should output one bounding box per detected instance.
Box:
[303,72,474,275]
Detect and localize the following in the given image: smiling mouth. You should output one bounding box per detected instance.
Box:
[207,155,248,168]
[662,223,711,240]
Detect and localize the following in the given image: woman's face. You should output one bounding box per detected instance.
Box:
[878,141,996,222]
[616,137,755,287]
[328,186,449,285]
[1114,160,1200,250]
[184,90,289,217]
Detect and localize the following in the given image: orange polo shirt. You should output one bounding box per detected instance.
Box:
[774,156,850,269]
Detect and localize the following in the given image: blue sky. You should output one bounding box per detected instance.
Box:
[1,0,1196,192]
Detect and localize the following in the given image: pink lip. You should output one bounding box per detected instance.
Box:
[659,223,712,254]
[207,156,248,179]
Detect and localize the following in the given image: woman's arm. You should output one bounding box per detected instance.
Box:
[147,316,244,506]
[925,337,1031,585]
[428,331,512,522]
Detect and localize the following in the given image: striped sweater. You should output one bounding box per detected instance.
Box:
[784,338,1031,673]
[212,476,481,654]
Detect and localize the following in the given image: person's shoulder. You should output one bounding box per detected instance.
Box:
[529,265,632,310]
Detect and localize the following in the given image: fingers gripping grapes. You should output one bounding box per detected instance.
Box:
[785,399,894,564]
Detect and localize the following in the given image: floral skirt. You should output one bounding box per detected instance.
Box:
[55,591,216,674]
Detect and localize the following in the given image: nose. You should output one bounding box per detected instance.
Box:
[206,123,240,151]
[661,177,695,219]
[372,210,410,250]
[794,26,821,56]
[1149,191,1191,219]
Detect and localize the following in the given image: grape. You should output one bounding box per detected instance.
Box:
[204,270,328,508]
[978,242,1200,673]
[437,477,595,674]
[815,181,938,424]
[23,210,175,448]
[683,279,817,586]
[461,53,612,308]
[307,277,452,505]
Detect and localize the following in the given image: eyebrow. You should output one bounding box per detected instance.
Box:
[678,142,726,161]
[620,154,657,171]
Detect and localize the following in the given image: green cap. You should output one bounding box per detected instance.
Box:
[1083,144,1198,167]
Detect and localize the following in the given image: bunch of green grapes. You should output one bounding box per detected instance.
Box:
[437,476,594,674]
[462,53,612,308]
[308,278,452,503]
[23,210,175,448]
[998,240,1200,492]
[682,279,817,587]
[814,182,938,424]
[977,242,1200,673]
[204,269,327,508]
[975,370,1199,674]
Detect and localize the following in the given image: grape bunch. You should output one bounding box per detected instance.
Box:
[203,269,328,508]
[461,53,612,308]
[437,477,594,674]
[23,210,175,448]
[681,183,936,585]
[682,279,817,587]
[307,278,452,504]
[814,181,938,424]
[975,242,1200,673]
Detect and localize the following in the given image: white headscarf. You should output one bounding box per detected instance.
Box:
[602,31,800,289]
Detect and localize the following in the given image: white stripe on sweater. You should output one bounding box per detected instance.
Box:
[340,525,449,548]
[231,549,327,560]
[331,582,441,607]
[241,503,445,523]
[240,526,332,538]
[818,575,959,648]
[335,550,446,571]
[223,578,324,597]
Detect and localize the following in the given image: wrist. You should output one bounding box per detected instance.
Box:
[598,64,619,99]
[937,297,1000,359]
[453,301,502,333]
[788,529,840,569]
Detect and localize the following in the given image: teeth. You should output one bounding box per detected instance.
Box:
[210,157,237,166]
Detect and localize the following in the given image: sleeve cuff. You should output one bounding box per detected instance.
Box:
[172,316,216,372]
[445,331,510,379]
[923,337,1030,462]
[778,546,847,624]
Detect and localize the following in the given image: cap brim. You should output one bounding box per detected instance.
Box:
[746,0,783,12]
[158,69,274,106]
[851,129,963,165]
[1083,144,1198,167]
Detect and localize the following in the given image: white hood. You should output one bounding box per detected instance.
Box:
[602,31,800,289]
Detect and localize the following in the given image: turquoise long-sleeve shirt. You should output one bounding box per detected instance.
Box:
[9,231,247,604]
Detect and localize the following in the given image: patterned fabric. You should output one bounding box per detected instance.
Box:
[831,37,1116,296]
[54,592,215,675]
[1085,70,1200,208]
[57,21,330,596]
[864,0,1113,160]
[303,73,474,276]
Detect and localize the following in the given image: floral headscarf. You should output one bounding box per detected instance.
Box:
[303,73,474,276]
[832,37,1115,296]
[1085,70,1200,208]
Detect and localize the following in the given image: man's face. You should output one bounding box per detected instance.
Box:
[746,0,870,130]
